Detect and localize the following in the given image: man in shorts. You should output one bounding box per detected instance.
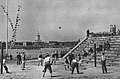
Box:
[43,53,53,77]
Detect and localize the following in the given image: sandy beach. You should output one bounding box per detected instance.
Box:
[0,59,120,79]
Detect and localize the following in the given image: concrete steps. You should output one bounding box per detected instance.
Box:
[70,35,120,66]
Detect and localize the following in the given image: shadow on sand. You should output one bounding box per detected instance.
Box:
[51,75,62,78]
[107,71,114,74]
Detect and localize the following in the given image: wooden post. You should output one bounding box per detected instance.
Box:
[94,43,97,67]
[1,42,4,74]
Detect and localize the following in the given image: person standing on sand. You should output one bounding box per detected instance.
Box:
[21,52,26,70]
[3,58,10,73]
[38,52,43,66]
[68,53,74,67]
[56,51,59,60]
[16,52,20,65]
[71,57,79,74]
[17,53,22,65]
[51,51,56,65]
[9,53,13,60]
[17,52,22,65]
[78,54,82,67]
[64,57,70,70]
[101,52,107,74]
[42,53,53,77]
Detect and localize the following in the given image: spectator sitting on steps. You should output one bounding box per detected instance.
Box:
[88,48,93,54]
[106,41,110,50]
[82,49,88,57]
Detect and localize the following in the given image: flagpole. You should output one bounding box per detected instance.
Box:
[6,0,8,54]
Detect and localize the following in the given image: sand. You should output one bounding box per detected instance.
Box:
[0,59,120,79]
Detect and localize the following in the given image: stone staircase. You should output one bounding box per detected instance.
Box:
[63,35,120,66]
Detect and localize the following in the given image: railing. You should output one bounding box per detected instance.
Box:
[62,37,88,59]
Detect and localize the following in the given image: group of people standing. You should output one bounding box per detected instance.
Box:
[64,50,108,74]
[2,49,107,77]
[1,52,23,73]
[2,52,26,73]
[37,51,59,66]
[37,51,59,77]
[37,50,107,77]
[16,52,26,70]
[64,53,82,74]
[97,41,110,52]
[5,53,13,60]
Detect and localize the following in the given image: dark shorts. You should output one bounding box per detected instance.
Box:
[101,60,106,66]
[43,64,52,73]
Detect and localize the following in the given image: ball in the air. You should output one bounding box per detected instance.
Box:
[59,27,61,29]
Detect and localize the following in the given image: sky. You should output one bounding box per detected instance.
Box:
[0,0,120,42]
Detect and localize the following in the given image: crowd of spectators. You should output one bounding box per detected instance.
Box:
[87,25,120,37]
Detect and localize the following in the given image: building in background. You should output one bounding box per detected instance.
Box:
[35,31,42,43]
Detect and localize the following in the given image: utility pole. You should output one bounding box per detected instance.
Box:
[1,42,4,74]
[94,43,97,67]
[6,0,8,54]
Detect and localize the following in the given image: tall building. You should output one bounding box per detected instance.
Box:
[35,31,42,42]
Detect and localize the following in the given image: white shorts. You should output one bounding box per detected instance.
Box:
[38,58,42,61]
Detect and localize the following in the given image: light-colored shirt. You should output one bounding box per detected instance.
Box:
[101,55,106,61]
[3,59,6,66]
[72,59,77,63]
[43,56,52,65]
[44,57,50,62]
[21,54,26,61]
